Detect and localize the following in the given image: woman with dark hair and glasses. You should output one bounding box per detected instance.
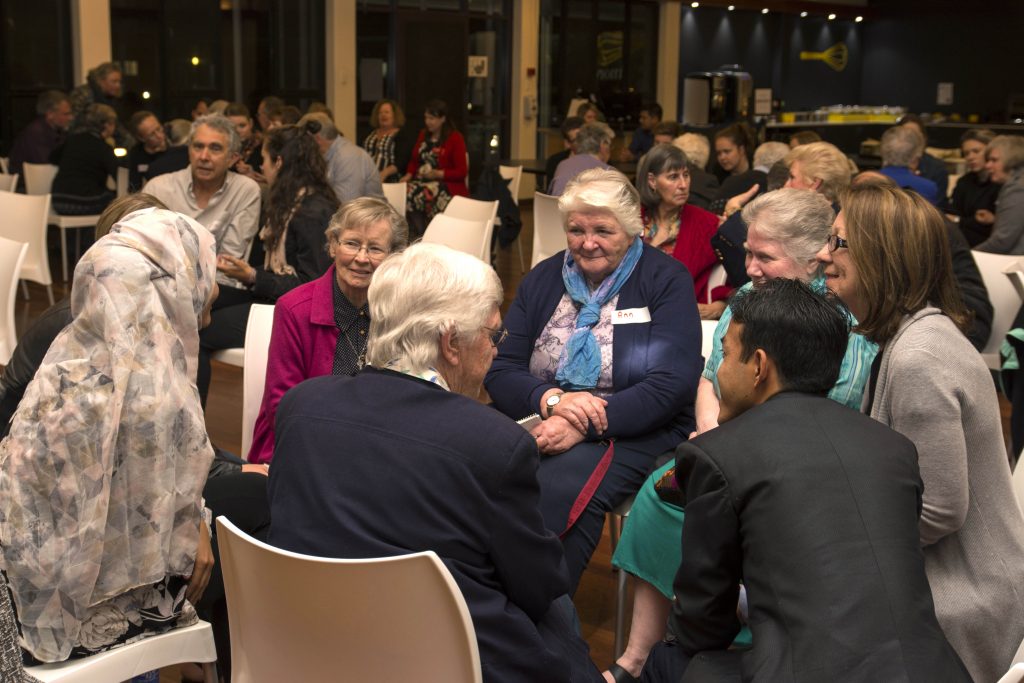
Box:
[197,124,339,404]
[400,98,469,237]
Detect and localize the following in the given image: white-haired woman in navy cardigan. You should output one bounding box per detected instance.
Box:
[485,168,703,590]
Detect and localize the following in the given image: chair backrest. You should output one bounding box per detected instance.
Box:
[0,192,53,288]
[215,517,482,683]
[0,237,28,365]
[0,173,17,193]
[0,157,8,174]
[22,162,58,196]
[116,166,129,197]
[972,250,1024,370]
[705,264,727,304]
[382,181,407,216]
[1013,451,1024,517]
[498,165,523,205]
[423,213,492,263]
[445,195,499,224]
[997,662,1024,683]
[241,304,275,459]
[531,192,566,268]
[701,319,719,362]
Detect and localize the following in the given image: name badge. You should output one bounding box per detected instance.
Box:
[612,307,651,324]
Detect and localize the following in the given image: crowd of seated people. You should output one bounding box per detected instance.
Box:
[7,68,1024,683]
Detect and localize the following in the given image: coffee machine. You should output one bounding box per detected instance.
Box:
[682,65,753,125]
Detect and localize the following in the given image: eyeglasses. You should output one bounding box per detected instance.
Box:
[337,240,389,260]
[826,234,849,252]
[483,326,508,347]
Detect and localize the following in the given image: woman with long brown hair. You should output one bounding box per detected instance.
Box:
[817,183,1024,682]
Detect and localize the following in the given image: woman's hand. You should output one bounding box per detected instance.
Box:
[398,173,412,183]
[975,209,996,225]
[542,390,609,434]
[722,184,759,219]
[380,164,398,181]
[697,301,727,320]
[531,416,586,455]
[217,254,255,286]
[241,463,270,476]
[185,521,215,605]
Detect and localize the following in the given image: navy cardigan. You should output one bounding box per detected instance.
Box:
[485,243,702,443]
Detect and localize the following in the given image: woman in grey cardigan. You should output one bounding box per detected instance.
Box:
[975,135,1024,254]
[818,182,1024,683]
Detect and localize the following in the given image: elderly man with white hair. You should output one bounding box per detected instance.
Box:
[267,242,604,683]
[878,125,939,205]
[549,121,615,195]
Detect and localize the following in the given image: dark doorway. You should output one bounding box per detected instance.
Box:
[396,12,469,132]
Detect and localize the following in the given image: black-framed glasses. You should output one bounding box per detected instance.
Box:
[827,234,849,252]
[483,326,508,347]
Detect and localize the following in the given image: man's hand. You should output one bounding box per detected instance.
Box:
[185,521,215,605]
[531,416,586,455]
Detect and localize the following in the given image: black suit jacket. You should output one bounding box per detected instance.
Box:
[672,392,969,683]
[268,368,587,683]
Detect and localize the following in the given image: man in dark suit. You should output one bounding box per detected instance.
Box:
[267,243,602,683]
[641,279,969,683]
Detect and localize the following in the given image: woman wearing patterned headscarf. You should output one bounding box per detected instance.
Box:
[0,207,219,663]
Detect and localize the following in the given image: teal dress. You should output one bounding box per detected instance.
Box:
[611,278,877,645]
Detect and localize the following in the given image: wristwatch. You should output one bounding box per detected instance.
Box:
[545,392,564,418]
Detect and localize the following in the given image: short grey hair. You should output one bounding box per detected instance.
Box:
[673,132,710,169]
[365,242,503,373]
[880,125,924,168]
[325,197,409,253]
[753,141,791,171]
[559,168,644,238]
[574,121,614,156]
[190,114,241,155]
[36,90,69,116]
[299,112,339,141]
[636,144,689,210]
[987,135,1024,174]
[740,188,835,267]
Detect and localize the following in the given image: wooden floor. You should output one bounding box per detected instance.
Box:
[7,204,627,680]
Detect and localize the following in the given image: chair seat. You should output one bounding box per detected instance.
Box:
[212,347,245,367]
[25,620,217,682]
[49,213,101,229]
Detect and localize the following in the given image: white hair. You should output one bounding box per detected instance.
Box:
[559,167,644,238]
[673,132,711,170]
[365,242,502,373]
[881,125,924,167]
[753,141,791,171]
[741,188,835,266]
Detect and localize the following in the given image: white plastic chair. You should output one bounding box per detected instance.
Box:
[0,191,54,305]
[971,250,1024,370]
[0,172,18,192]
[701,319,720,361]
[444,196,498,265]
[498,165,526,272]
[1013,449,1024,517]
[23,162,103,282]
[531,192,566,269]
[215,517,482,683]
[705,264,727,304]
[116,166,129,198]
[382,181,407,216]
[0,237,28,365]
[998,663,1024,683]
[24,620,218,683]
[240,304,275,459]
[423,213,492,263]
[0,156,8,173]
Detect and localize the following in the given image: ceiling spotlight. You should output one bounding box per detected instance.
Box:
[727,4,735,9]
[800,11,808,17]
[142,90,151,100]
[855,15,863,22]
[761,8,768,14]
[828,13,836,20]
[691,1,699,7]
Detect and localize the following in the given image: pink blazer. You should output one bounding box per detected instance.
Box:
[248,268,339,464]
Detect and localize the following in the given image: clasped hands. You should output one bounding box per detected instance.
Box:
[217,253,255,286]
[530,390,608,456]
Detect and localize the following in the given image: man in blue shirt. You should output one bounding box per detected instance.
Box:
[626,102,662,160]
[879,125,939,205]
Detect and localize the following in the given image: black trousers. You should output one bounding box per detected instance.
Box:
[197,286,255,406]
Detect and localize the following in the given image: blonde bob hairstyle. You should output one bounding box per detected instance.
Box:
[840,183,970,344]
[365,242,502,374]
[784,141,852,203]
[558,167,644,238]
[741,188,835,268]
[325,196,409,254]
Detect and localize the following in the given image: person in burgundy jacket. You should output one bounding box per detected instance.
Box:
[246,197,408,463]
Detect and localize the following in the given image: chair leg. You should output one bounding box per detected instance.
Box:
[614,564,629,658]
[60,227,68,282]
[20,280,29,300]
[516,236,526,273]
[201,661,219,683]
[46,285,54,306]
[608,512,621,553]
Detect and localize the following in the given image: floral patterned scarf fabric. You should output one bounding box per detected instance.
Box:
[0,208,217,662]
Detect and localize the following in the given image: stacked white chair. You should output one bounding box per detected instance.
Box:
[498,165,525,272]
[443,196,499,264]
[531,192,565,268]
[0,237,29,365]
[0,191,54,305]
[422,214,491,262]
[0,172,18,192]
[382,182,407,216]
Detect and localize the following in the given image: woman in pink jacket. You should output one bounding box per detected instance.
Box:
[247,197,409,463]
